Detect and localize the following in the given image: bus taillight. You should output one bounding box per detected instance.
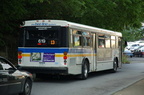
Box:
[63,52,68,59]
[63,52,68,65]
[18,51,22,64]
[63,56,67,59]
[37,43,42,45]
[18,55,22,59]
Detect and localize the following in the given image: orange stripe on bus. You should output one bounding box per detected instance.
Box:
[22,54,96,57]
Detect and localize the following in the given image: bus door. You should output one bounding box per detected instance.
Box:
[92,33,97,71]
[118,37,122,68]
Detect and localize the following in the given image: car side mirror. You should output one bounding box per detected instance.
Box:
[8,68,16,74]
[15,65,21,70]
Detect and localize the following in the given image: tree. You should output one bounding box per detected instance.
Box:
[122,27,144,41]
[0,0,144,62]
[79,0,144,31]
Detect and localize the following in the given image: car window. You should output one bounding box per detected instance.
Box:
[140,47,144,50]
[0,63,3,70]
[0,58,13,70]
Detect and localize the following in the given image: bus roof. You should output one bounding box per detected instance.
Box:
[22,20,122,37]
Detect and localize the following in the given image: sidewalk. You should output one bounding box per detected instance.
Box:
[113,57,144,95]
[113,78,144,95]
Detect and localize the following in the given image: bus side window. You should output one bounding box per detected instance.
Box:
[111,36,116,48]
[82,31,91,47]
[73,30,82,47]
[98,34,105,48]
[105,35,111,48]
[82,36,91,46]
[98,39,105,48]
[73,35,82,47]
[115,36,119,48]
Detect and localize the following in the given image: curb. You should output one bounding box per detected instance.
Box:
[113,78,144,95]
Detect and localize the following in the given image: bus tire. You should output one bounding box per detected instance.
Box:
[79,61,89,80]
[111,58,118,73]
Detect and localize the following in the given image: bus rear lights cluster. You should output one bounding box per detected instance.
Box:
[37,43,47,45]
[18,51,22,64]
[63,52,68,65]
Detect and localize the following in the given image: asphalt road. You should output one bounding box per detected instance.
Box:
[31,57,144,95]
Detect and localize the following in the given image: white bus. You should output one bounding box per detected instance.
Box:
[18,20,122,79]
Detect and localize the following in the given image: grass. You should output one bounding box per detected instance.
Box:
[122,54,130,64]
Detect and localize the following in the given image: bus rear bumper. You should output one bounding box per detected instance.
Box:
[18,66,68,75]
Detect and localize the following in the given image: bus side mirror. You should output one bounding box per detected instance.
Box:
[125,41,127,46]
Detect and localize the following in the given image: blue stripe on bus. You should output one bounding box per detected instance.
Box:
[18,48,93,53]
[18,48,69,53]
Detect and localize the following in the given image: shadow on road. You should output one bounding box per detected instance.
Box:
[34,70,121,83]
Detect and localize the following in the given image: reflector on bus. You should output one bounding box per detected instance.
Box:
[51,40,56,45]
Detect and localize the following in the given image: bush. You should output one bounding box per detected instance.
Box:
[122,54,130,64]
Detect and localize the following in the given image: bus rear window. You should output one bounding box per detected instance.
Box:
[19,27,68,47]
[26,30,58,40]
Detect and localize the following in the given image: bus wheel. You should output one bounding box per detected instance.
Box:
[112,59,118,73]
[79,61,89,80]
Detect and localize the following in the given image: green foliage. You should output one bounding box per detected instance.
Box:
[23,0,88,20]
[0,0,144,62]
[0,33,5,46]
[122,27,144,41]
[1,0,143,33]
